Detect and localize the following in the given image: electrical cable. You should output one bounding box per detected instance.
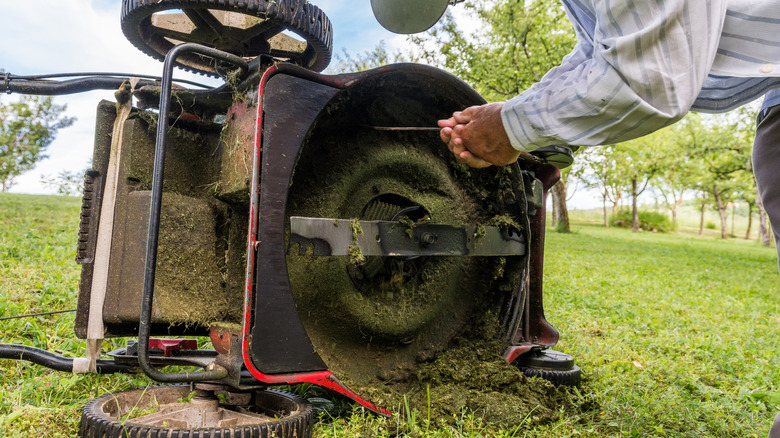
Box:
[0,309,76,322]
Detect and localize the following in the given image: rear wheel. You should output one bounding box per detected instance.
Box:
[79,385,312,438]
[121,0,333,76]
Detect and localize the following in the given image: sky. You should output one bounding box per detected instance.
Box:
[0,0,411,194]
[0,1,603,208]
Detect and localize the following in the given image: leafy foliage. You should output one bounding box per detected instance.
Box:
[575,111,758,239]
[40,169,85,196]
[326,41,418,74]
[410,0,576,102]
[611,208,675,233]
[0,96,74,191]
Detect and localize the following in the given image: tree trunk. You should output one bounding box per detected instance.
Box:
[757,190,771,246]
[550,186,559,227]
[603,196,609,227]
[672,190,684,227]
[745,203,753,240]
[699,192,707,236]
[632,178,639,232]
[611,192,621,218]
[713,185,728,239]
[551,180,570,233]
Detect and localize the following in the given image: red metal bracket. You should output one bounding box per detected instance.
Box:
[148,339,198,358]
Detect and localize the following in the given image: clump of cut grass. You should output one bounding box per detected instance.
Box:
[348,218,365,266]
[2,195,779,437]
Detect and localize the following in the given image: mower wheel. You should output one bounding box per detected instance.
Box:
[79,386,313,438]
[513,349,582,387]
[121,0,333,76]
[517,365,582,387]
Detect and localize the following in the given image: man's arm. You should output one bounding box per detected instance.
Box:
[441,0,728,166]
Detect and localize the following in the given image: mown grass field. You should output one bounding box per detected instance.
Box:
[0,193,778,437]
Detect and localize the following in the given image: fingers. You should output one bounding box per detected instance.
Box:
[453,106,479,124]
[437,117,457,128]
[439,106,476,127]
[439,105,500,168]
[456,150,492,168]
[440,126,453,144]
[444,131,491,168]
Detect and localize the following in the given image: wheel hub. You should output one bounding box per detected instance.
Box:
[347,196,429,296]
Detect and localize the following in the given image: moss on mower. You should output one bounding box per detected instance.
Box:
[284,127,547,426]
[152,194,241,326]
[348,219,366,266]
[105,110,244,327]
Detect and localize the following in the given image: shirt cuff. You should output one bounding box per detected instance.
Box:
[500,96,555,153]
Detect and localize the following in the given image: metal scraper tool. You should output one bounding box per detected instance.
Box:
[362,125,441,131]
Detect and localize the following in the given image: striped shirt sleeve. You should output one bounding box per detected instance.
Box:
[501,0,728,152]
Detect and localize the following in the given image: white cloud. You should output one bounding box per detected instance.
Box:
[1,1,174,194]
[1,0,477,194]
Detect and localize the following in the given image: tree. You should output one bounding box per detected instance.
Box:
[0,95,74,191]
[575,146,627,227]
[550,168,575,233]
[326,41,417,74]
[609,129,670,232]
[698,190,708,236]
[411,0,577,230]
[40,169,86,196]
[412,0,575,101]
[688,115,752,239]
[651,116,708,228]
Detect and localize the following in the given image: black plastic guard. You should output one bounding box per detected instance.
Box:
[248,63,487,374]
[250,72,338,374]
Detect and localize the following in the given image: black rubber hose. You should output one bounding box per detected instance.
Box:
[0,343,136,374]
[0,76,158,95]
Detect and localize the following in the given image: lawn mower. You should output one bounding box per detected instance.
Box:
[0,1,579,436]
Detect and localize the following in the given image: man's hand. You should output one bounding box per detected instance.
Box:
[438,102,520,168]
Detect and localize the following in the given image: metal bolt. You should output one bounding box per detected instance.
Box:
[421,233,436,246]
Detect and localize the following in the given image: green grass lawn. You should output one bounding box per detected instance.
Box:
[543,223,779,437]
[0,193,778,437]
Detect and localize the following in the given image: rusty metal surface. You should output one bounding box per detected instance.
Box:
[210,325,241,355]
[218,101,256,204]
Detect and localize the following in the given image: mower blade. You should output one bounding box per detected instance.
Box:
[362,125,441,131]
[288,217,526,257]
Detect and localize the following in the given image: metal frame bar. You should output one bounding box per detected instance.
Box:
[138,43,248,383]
